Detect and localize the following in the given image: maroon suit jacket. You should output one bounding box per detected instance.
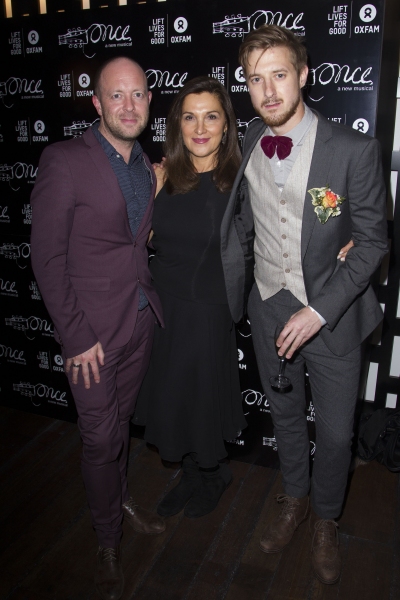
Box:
[31,128,163,358]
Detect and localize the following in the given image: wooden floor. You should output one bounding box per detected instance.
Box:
[1,406,399,600]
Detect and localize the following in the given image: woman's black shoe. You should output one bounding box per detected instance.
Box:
[157,454,201,517]
[184,464,232,518]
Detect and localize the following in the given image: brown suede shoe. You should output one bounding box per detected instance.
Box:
[309,511,341,584]
[94,546,124,600]
[122,498,166,534]
[260,494,309,553]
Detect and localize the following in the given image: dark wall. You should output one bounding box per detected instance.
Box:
[0,0,397,466]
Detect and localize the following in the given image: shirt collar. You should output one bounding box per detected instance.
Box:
[91,121,143,166]
[266,104,315,148]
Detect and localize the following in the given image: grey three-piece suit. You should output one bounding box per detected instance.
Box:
[221,110,388,518]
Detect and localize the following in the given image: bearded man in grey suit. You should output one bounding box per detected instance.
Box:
[221,25,387,584]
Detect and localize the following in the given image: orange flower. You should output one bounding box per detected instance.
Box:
[322,190,338,209]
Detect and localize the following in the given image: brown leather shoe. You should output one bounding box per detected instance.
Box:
[94,546,124,600]
[309,511,341,584]
[122,498,166,534]
[260,494,309,553]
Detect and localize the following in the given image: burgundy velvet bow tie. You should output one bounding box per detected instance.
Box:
[260,135,293,160]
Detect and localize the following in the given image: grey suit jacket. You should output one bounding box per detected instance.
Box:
[221,110,388,356]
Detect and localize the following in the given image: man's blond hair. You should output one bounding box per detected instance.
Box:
[239,25,308,76]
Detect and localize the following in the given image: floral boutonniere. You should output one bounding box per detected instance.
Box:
[308,186,346,224]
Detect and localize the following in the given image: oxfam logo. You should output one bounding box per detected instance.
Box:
[235,67,246,83]
[359,4,377,22]
[173,17,188,33]
[352,118,369,133]
[28,30,39,45]
[54,354,63,366]
[34,120,45,134]
[78,74,90,88]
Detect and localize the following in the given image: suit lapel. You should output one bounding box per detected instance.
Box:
[241,119,266,177]
[301,112,334,259]
[222,119,265,236]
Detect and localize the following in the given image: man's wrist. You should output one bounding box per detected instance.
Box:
[307,305,326,326]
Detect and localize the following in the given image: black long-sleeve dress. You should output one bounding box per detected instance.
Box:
[134,171,246,467]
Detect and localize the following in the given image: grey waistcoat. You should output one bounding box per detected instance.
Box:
[245,117,318,306]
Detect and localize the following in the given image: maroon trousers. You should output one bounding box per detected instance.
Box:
[66,307,154,548]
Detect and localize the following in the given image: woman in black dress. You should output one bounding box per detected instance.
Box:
[134,77,247,519]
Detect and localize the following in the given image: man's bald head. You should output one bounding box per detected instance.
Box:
[93,56,148,99]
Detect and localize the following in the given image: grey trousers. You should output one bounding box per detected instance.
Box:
[248,285,361,519]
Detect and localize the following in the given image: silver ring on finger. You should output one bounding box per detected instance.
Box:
[72,363,80,368]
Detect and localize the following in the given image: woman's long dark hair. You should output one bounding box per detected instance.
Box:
[163,76,241,195]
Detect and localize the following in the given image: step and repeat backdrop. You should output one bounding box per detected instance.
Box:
[0,0,391,466]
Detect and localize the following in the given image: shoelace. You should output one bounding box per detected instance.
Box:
[313,519,339,546]
[98,547,118,562]
[276,494,300,520]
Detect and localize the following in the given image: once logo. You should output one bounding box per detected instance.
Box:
[308,63,373,100]
[1,77,43,97]
[174,17,188,33]
[0,242,31,259]
[0,279,17,294]
[13,382,67,406]
[27,316,53,333]
[146,69,188,90]
[242,388,268,408]
[235,67,246,83]
[0,163,37,191]
[310,63,373,86]
[0,344,24,361]
[352,118,369,133]
[59,24,131,55]
[78,74,90,88]
[5,314,54,337]
[28,30,39,45]
[0,205,9,219]
[87,23,131,44]
[34,120,45,134]
[213,10,304,39]
[359,4,377,22]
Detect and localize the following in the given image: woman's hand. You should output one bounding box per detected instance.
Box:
[337,239,354,261]
[152,157,167,196]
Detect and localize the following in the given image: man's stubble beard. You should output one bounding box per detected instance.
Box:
[257,93,302,129]
[102,108,149,143]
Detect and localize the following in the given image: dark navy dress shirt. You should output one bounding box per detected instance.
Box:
[92,122,152,310]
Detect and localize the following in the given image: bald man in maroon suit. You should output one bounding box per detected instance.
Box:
[31,57,165,600]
